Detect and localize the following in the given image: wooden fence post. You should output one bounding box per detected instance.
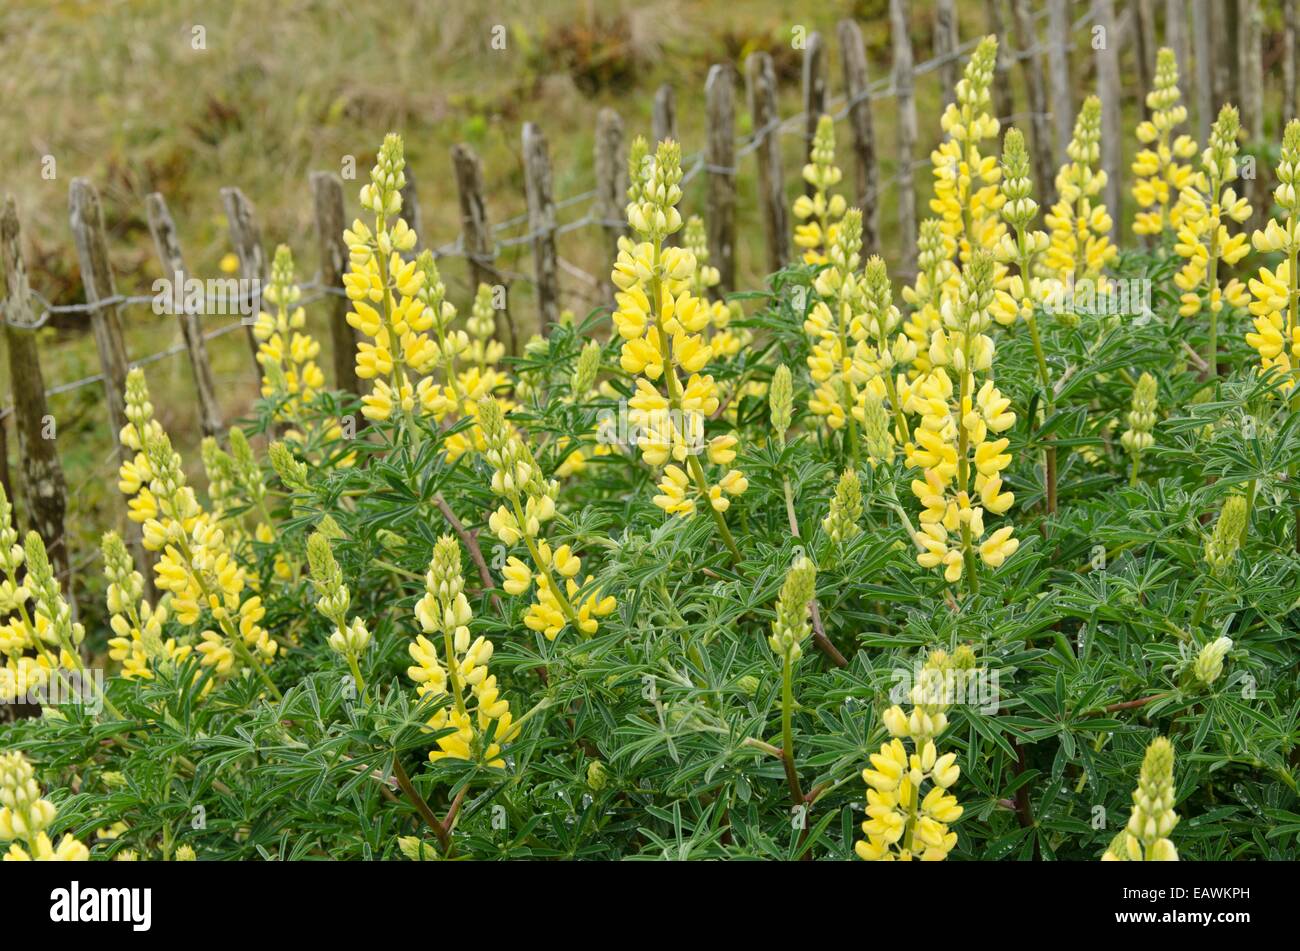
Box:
[746,51,790,274]
[1165,1,1191,102]
[1285,0,1297,126]
[1,198,69,585]
[1047,0,1073,168]
[1191,0,1213,145]
[522,122,560,333]
[68,178,150,590]
[219,186,267,366]
[890,0,918,281]
[68,180,131,443]
[802,29,827,197]
[309,171,361,395]
[1237,0,1262,141]
[1095,0,1123,235]
[837,19,880,256]
[934,0,959,110]
[1012,0,1056,201]
[985,0,1014,124]
[1133,0,1157,113]
[652,83,677,145]
[452,143,516,354]
[705,64,737,296]
[1238,0,1265,234]
[1215,2,1238,112]
[144,193,224,438]
[594,107,628,265]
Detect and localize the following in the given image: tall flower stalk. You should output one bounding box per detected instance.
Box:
[1174,105,1252,375]
[613,137,747,561]
[996,128,1057,512]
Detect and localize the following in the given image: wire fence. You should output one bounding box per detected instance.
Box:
[0,0,1099,424]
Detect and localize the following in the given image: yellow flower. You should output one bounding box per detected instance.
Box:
[0,751,88,862]
[408,536,516,766]
[1102,737,1179,861]
[903,252,1017,586]
[858,649,967,861]
[1044,96,1117,290]
[478,398,615,639]
[613,138,746,552]
[1131,49,1197,237]
[1173,104,1251,369]
[792,115,847,265]
[1246,120,1300,391]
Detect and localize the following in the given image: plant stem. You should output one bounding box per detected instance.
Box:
[391,753,449,853]
[779,649,804,809]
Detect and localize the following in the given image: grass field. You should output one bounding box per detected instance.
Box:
[0,0,1289,621]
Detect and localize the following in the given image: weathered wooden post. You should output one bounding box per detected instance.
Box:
[838,19,880,256]
[1237,0,1262,141]
[705,64,737,296]
[309,171,361,395]
[1165,1,1191,104]
[1047,0,1073,168]
[652,83,677,145]
[144,193,224,437]
[1191,0,1213,145]
[802,29,828,197]
[746,51,790,274]
[68,178,150,589]
[1012,0,1057,200]
[452,143,516,354]
[219,186,267,365]
[934,0,959,110]
[594,108,628,265]
[1095,0,1123,235]
[891,0,918,281]
[522,122,560,333]
[1285,0,1298,126]
[1,198,69,585]
[985,0,1014,123]
[1133,0,1157,112]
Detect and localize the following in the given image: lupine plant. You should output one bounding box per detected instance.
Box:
[2,40,1300,864]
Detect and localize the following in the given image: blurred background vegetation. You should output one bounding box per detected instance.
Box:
[0,0,1294,621]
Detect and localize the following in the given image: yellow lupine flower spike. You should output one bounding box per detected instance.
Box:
[613,137,746,559]
[929,36,1004,265]
[1044,96,1118,294]
[1246,119,1300,392]
[1174,105,1251,370]
[0,751,88,861]
[408,535,516,766]
[1120,372,1158,486]
[478,397,615,640]
[117,369,278,688]
[254,245,325,439]
[103,531,188,681]
[804,208,877,459]
[903,251,1018,589]
[859,647,969,861]
[0,485,59,705]
[1132,48,1197,238]
[1102,736,1179,861]
[792,114,846,265]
